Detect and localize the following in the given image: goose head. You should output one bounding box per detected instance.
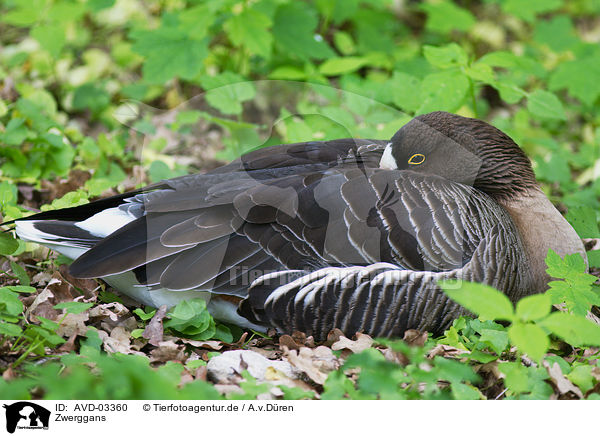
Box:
[380,111,538,201]
[380,111,586,292]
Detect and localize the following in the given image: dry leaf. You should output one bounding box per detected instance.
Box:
[150,340,186,363]
[58,333,78,353]
[427,344,468,359]
[283,346,339,385]
[325,328,344,346]
[544,361,583,398]
[403,329,428,347]
[206,350,299,384]
[26,286,56,319]
[89,302,130,322]
[279,335,300,351]
[180,339,224,351]
[57,312,89,337]
[331,333,373,353]
[98,326,141,355]
[143,305,167,346]
[59,264,98,298]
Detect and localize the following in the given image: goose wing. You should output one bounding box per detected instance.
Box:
[238,173,531,338]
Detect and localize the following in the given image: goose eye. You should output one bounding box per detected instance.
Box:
[408,153,425,165]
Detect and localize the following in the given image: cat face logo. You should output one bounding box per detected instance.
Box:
[3,402,51,433]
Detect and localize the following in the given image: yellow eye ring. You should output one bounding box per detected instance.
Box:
[408,153,426,165]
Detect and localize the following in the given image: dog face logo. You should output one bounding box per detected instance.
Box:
[3,402,50,433]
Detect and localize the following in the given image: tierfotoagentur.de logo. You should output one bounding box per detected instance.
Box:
[3,402,50,433]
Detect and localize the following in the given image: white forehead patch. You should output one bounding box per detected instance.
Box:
[379,143,397,170]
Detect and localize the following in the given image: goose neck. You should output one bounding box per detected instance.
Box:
[497,188,586,293]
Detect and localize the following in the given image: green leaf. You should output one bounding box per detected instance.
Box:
[549,56,600,106]
[0,181,18,209]
[515,294,551,321]
[199,72,255,115]
[533,15,580,53]
[224,8,272,58]
[0,286,36,294]
[1,0,46,26]
[390,72,421,113]
[441,280,515,321]
[508,322,549,362]
[133,308,156,321]
[131,23,208,84]
[545,249,587,278]
[53,302,94,315]
[423,44,468,69]
[544,250,599,315]
[538,312,600,347]
[566,207,600,238]
[479,328,509,354]
[319,57,368,76]
[450,382,481,400]
[0,232,19,256]
[420,2,475,34]
[498,362,530,393]
[464,63,495,84]
[0,321,22,337]
[333,31,355,55]
[498,362,551,398]
[31,24,66,57]
[72,83,111,113]
[501,0,563,22]
[0,288,23,317]
[272,3,335,60]
[527,90,566,121]
[10,261,30,286]
[416,71,469,115]
[433,355,480,384]
[566,365,595,393]
[0,118,29,146]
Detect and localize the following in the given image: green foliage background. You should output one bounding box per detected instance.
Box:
[1,0,600,400]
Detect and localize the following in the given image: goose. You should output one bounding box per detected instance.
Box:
[9,111,586,339]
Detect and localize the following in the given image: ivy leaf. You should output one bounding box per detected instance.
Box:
[440,280,515,321]
[224,8,272,58]
[508,322,549,362]
[538,312,600,347]
[416,71,469,115]
[273,3,335,60]
[420,1,475,34]
[131,22,208,84]
[527,90,566,121]
[423,44,468,70]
